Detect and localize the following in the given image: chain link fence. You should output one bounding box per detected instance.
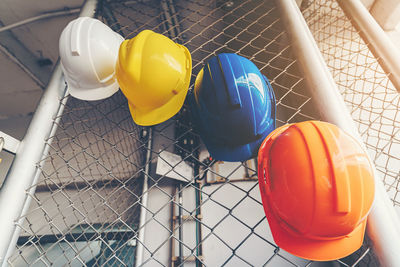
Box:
[302,0,400,210]
[6,0,387,266]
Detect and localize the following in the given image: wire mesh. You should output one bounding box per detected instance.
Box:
[7,0,381,266]
[11,92,146,266]
[302,0,400,210]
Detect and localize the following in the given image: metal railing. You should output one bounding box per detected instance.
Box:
[302,1,400,265]
[0,0,399,266]
[0,1,98,265]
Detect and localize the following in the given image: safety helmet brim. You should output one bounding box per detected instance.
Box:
[265,205,367,261]
[200,125,272,162]
[66,79,120,101]
[128,44,192,126]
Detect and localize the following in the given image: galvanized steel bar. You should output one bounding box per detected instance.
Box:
[2,86,69,265]
[0,8,80,33]
[0,64,65,267]
[338,0,400,93]
[135,128,153,267]
[0,1,98,266]
[276,0,400,266]
[0,44,45,88]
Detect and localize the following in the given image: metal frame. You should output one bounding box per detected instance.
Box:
[0,65,65,267]
[0,1,98,266]
[0,5,81,89]
[0,7,83,90]
[0,0,399,266]
[337,0,400,93]
[135,128,153,267]
[0,43,46,89]
[0,7,81,33]
[276,0,400,266]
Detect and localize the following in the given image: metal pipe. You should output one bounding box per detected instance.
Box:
[0,65,65,267]
[0,1,98,266]
[170,190,176,265]
[0,8,80,33]
[161,0,179,40]
[194,156,203,267]
[17,230,136,245]
[276,0,400,266]
[337,0,400,93]
[178,183,183,265]
[2,83,68,265]
[135,128,153,267]
[0,44,45,89]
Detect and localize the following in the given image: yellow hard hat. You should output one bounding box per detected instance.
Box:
[116,30,192,126]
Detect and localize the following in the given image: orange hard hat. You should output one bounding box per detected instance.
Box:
[257,121,375,261]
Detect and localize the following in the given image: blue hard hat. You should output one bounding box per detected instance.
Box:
[189,53,276,162]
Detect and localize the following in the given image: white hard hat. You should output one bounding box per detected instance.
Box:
[59,17,124,101]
